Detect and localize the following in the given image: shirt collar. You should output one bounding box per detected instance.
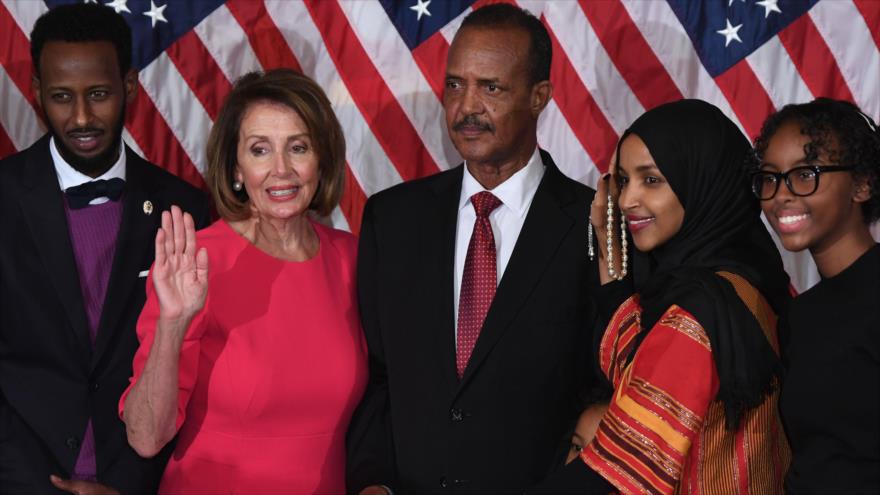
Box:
[50,136,127,192]
[459,147,544,218]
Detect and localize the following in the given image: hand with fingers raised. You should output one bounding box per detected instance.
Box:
[152,205,209,335]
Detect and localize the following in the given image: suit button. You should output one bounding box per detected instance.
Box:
[90,382,99,392]
[450,408,463,422]
[65,437,79,450]
[439,476,448,488]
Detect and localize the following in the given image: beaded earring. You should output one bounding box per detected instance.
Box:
[605,193,628,280]
[587,219,596,261]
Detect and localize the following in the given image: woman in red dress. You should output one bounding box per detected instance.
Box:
[120,69,366,494]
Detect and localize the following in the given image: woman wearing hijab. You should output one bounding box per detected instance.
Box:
[751,98,879,494]
[532,100,791,494]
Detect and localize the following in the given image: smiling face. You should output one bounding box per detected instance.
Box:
[443,26,547,168]
[235,101,320,222]
[758,120,868,254]
[33,40,135,177]
[617,134,685,252]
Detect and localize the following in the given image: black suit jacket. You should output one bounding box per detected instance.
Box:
[347,151,601,494]
[0,135,210,494]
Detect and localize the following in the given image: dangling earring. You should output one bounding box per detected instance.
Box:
[606,193,617,279]
[587,215,595,261]
[619,207,628,278]
[605,194,628,280]
[232,180,243,192]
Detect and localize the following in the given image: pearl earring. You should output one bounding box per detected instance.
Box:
[232,181,243,192]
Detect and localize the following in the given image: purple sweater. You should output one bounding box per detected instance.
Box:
[63,196,123,480]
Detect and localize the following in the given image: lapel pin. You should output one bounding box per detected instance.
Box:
[143,200,153,215]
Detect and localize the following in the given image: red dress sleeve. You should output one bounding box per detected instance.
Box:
[583,305,719,495]
[118,267,209,431]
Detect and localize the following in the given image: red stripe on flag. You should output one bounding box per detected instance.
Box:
[777,15,855,103]
[411,32,449,101]
[578,0,683,111]
[544,21,619,173]
[165,31,232,120]
[340,166,368,235]
[225,0,302,72]
[126,82,206,190]
[0,2,41,116]
[304,0,440,181]
[854,0,880,49]
[0,126,16,159]
[713,61,775,140]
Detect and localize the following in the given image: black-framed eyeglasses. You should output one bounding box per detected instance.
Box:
[750,165,854,200]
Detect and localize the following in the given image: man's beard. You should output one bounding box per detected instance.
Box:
[47,101,127,177]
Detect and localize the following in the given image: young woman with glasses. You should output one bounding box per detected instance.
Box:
[751,97,880,494]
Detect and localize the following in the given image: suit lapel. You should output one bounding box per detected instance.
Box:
[424,166,464,392]
[92,151,160,368]
[458,152,577,387]
[19,136,93,362]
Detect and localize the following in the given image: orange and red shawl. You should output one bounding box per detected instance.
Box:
[581,272,790,495]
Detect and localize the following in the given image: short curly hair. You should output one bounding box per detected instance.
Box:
[30,3,132,77]
[751,98,880,224]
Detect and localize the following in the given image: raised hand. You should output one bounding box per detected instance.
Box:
[152,205,208,329]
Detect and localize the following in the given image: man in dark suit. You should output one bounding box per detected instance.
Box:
[0,4,209,494]
[347,4,601,494]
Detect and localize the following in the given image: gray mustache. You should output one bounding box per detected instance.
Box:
[453,115,493,132]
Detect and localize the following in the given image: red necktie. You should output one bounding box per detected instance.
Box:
[457,191,502,378]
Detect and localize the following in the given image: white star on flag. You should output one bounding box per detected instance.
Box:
[83,0,98,4]
[409,0,431,21]
[717,18,743,47]
[105,0,131,14]
[756,0,782,18]
[143,1,168,28]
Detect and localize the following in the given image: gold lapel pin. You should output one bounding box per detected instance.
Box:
[143,200,153,215]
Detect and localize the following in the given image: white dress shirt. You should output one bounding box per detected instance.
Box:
[50,136,126,204]
[453,147,545,336]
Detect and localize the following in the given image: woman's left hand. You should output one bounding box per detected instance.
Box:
[50,475,120,495]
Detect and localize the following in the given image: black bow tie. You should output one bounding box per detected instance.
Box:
[65,178,125,209]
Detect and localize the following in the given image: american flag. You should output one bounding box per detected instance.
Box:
[1,0,878,292]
